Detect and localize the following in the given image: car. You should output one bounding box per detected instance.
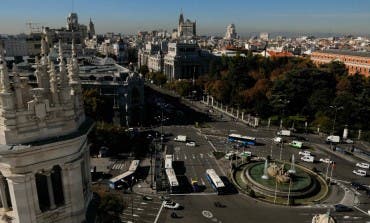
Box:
[186,141,196,147]
[301,156,314,163]
[299,150,311,156]
[319,158,334,164]
[273,137,282,143]
[352,169,367,177]
[350,182,368,191]
[343,138,354,144]
[191,179,200,192]
[160,195,171,201]
[334,204,352,212]
[238,151,252,158]
[164,201,180,209]
[356,162,370,169]
[142,196,153,201]
[225,152,237,160]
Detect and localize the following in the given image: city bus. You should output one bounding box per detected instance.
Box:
[165,168,179,193]
[165,155,174,169]
[205,169,225,195]
[228,134,256,146]
[109,160,140,189]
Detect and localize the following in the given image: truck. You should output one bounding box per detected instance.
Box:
[174,135,187,142]
[277,130,291,136]
[326,135,340,144]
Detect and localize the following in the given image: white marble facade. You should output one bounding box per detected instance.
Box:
[0,38,93,223]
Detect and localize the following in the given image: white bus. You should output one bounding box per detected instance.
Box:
[128,160,140,172]
[165,155,173,169]
[205,169,226,194]
[109,160,140,189]
[165,168,179,193]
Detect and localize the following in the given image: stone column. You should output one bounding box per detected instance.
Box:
[241,112,244,121]
[225,106,228,113]
[45,171,56,210]
[7,174,37,223]
[0,177,9,211]
[66,161,85,222]
[211,97,214,106]
[231,108,234,116]
[236,109,239,118]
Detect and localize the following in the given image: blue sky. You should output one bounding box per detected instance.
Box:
[1,0,369,36]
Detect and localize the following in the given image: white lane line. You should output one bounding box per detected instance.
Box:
[353,206,370,217]
[153,201,165,223]
[192,154,196,159]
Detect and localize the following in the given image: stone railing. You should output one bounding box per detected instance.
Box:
[202,95,259,127]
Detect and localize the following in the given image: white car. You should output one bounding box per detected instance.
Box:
[164,201,180,209]
[273,137,282,143]
[356,162,369,169]
[301,156,314,163]
[299,150,311,156]
[186,141,196,147]
[352,169,367,177]
[343,139,354,144]
[319,158,334,164]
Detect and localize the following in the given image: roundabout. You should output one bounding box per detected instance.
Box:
[233,157,329,205]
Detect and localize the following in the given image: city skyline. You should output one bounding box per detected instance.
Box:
[0,0,370,36]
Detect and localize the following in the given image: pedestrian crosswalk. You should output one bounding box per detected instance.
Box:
[112,162,126,170]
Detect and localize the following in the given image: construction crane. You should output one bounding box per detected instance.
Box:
[25,21,42,34]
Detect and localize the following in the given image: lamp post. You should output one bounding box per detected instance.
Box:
[130,176,135,223]
[329,105,343,135]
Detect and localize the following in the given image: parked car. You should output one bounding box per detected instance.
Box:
[301,156,314,163]
[350,182,368,191]
[299,151,311,156]
[352,169,367,177]
[356,162,370,169]
[186,141,196,147]
[164,201,180,209]
[319,158,334,164]
[238,151,252,158]
[334,204,352,212]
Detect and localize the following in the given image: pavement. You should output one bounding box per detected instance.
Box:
[93,85,370,223]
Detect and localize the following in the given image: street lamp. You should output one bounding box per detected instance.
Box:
[130,176,135,223]
[329,105,343,135]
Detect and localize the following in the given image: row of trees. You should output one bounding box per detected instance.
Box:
[192,54,369,139]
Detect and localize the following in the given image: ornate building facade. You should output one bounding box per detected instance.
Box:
[177,13,196,39]
[311,50,370,77]
[0,38,93,222]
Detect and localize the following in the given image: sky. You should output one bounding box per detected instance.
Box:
[0,0,369,36]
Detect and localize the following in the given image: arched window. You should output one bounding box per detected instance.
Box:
[35,173,50,212]
[51,165,65,206]
[0,175,12,211]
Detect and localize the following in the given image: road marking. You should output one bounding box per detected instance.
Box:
[353,206,370,217]
[170,192,217,196]
[202,210,213,219]
[140,202,147,205]
[153,201,165,223]
[200,153,204,159]
[192,154,196,159]
[184,154,187,160]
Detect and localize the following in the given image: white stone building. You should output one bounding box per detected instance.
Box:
[163,41,211,81]
[0,38,93,222]
[224,24,237,40]
[177,13,196,39]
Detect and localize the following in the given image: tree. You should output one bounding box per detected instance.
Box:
[139,65,149,77]
[97,194,124,223]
